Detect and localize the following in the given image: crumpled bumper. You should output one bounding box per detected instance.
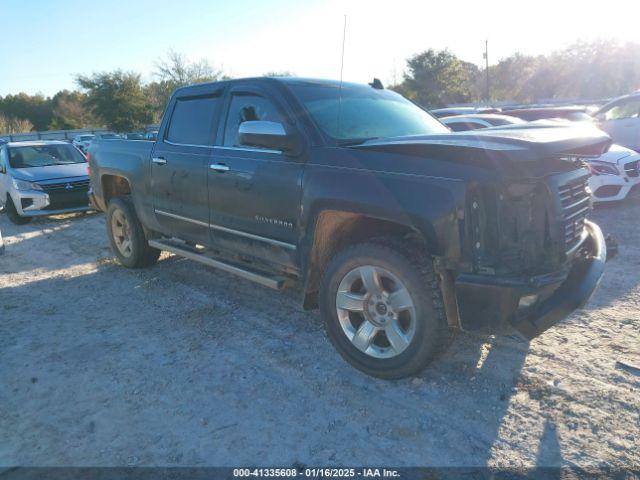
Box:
[454,220,607,339]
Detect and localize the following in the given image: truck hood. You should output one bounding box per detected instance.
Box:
[354,124,612,163]
[10,163,88,182]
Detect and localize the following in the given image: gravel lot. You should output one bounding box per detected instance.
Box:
[0,199,638,469]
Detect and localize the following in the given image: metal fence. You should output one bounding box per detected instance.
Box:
[0,127,109,142]
[0,125,160,142]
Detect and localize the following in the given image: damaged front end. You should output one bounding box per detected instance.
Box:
[455,157,609,339]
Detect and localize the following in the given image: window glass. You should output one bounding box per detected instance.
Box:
[289,83,448,142]
[166,95,218,145]
[8,144,86,169]
[223,94,284,147]
[604,100,640,121]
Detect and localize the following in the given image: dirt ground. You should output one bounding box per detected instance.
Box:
[0,198,638,469]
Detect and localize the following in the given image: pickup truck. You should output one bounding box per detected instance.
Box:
[89,77,611,379]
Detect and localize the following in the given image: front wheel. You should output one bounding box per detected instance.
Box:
[5,196,32,225]
[319,240,450,379]
[106,197,160,268]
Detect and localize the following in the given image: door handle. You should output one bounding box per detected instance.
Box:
[152,157,167,165]
[210,163,230,172]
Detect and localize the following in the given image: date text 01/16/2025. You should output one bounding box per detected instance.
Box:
[233,468,400,478]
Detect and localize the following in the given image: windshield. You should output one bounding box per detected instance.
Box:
[289,83,448,142]
[8,144,86,169]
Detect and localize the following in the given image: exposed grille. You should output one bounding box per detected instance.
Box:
[39,179,90,211]
[39,179,90,193]
[558,177,590,253]
[624,159,639,178]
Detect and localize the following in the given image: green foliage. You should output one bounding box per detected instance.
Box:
[0,93,53,131]
[393,40,640,107]
[0,113,33,134]
[76,70,154,132]
[50,90,97,130]
[391,49,478,108]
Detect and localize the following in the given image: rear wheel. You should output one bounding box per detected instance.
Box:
[320,239,450,379]
[106,196,160,268]
[5,196,32,225]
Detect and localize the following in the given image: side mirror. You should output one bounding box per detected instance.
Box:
[238,121,301,155]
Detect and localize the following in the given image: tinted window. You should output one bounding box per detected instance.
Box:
[290,83,448,142]
[223,94,284,147]
[167,95,219,145]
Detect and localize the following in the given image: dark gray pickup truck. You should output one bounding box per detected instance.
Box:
[89,77,611,379]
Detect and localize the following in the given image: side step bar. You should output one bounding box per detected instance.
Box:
[148,238,288,290]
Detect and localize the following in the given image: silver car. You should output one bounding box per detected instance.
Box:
[593,93,640,152]
[0,141,91,224]
[72,134,95,153]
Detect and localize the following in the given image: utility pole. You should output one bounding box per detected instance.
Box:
[484,39,490,103]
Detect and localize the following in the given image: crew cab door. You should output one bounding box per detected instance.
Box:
[207,86,304,269]
[151,89,222,243]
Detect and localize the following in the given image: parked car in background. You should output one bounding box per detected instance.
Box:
[586,144,640,203]
[72,134,95,153]
[592,93,640,153]
[144,130,158,141]
[124,132,145,140]
[440,113,525,131]
[430,106,501,118]
[441,112,640,204]
[0,141,91,224]
[502,106,593,122]
[89,133,122,145]
[89,76,610,379]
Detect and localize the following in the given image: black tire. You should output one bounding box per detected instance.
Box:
[5,196,32,225]
[319,238,451,379]
[106,196,160,268]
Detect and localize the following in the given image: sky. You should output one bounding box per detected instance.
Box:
[1,0,639,97]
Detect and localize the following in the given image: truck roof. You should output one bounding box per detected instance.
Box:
[174,76,375,95]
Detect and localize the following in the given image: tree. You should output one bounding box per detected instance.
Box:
[0,113,34,134]
[50,90,96,130]
[391,49,478,108]
[0,93,53,131]
[76,71,154,132]
[147,50,226,120]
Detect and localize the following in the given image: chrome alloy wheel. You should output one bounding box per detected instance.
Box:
[336,265,417,359]
[111,209,133,257]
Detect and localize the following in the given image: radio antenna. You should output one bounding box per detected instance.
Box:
[337,14,347,138]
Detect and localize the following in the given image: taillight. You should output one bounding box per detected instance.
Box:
[85,152,91,175]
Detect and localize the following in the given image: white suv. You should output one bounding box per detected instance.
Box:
[593,93,640,153]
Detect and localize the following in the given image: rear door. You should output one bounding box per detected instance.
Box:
[151,88,223,243]
[207,85,304,269]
